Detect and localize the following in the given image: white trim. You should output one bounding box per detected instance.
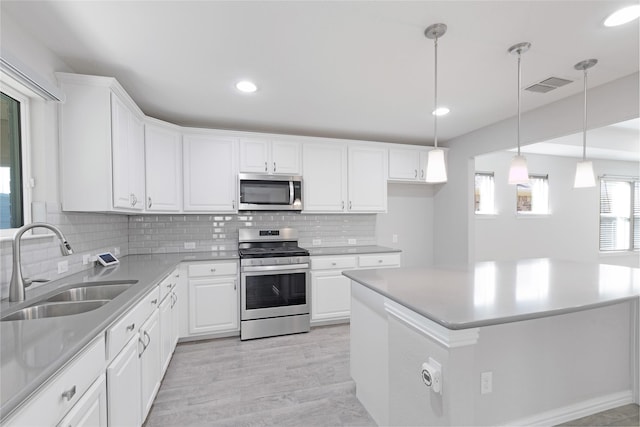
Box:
[0,83,33,238]
[384,299,479,348]
[500,390,634,427]
[0,51,64,102]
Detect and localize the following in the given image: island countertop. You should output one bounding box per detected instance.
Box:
[343,258,640,330]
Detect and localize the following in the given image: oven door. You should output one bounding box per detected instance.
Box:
[241,265,309,320]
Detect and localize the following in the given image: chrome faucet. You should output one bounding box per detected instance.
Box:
[9,223,73,302]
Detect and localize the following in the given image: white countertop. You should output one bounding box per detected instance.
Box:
[343,258,640,330]
[304,245,400,256]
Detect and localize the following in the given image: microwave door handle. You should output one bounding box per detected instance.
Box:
[289,181,294,204]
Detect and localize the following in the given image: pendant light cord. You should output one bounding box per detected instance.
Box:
[582,68,587,161]
[434,36,439,149]
[517,50,522,157]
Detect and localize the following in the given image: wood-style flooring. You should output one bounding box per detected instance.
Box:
[144,324,639,427]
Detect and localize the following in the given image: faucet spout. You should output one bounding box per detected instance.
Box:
[9,223,74,302]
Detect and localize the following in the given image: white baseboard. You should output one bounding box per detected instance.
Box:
[502,390,634,427]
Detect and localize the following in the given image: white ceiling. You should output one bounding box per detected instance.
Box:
[1,1,639,149]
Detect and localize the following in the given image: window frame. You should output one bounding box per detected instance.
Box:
[516,174,550,216]
[0,82,33,238]
[474,171,496,215]
[599,176,639,253]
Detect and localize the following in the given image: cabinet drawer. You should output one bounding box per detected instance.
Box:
[311,256,357,271]
[5,336,106,427]
[188,262,237,278]
[106,286,160,361]
[159,269,180,301]
[357,253,401,268]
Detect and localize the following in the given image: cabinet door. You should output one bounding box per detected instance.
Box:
[56,374,107,427]
[302,143,347,212]
[188,277,238,334]
[140,310,161,422]
[239,138,270,173]
[170,290,180,348]
[388,148,420,181]
[348,145,387,212]
[111,94,133,209]
[106,337,141,427]
[418,149,429,181]
[311,271,352,322]
[129,115,145,210]
[145,122,182,211]
[271,140,300,175]
[159,294,173,376]
[183,134,238,212]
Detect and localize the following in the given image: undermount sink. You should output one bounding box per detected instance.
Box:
[1,300,110,321]
[44,281,136,303]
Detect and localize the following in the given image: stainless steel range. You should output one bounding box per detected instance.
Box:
[238,228,310,340]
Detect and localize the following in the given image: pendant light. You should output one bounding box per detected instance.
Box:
[424,23,448,183]
[573,59,598,188]
[507,42,531,185]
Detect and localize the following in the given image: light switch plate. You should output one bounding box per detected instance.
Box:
[312,239,322,246]
[57,260,69,274]
[348,238,356,245]
[184,242,196,249]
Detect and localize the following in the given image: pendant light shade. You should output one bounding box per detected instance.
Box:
[507,42,531,185]
[424,23,448,183]
[573,59,598,189]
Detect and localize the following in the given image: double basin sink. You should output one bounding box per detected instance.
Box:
[1,280,138,321]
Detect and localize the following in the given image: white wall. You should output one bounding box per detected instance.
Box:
[474,151,640,266]
[376,183,435,267]
[436,73,640,265]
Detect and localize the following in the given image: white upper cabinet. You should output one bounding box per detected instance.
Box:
[145,118,182,212]
[348,145,387,212]
[239,138,301,175]
[183,131,238,212]
[303,141,387,213]
[57,73,146,212]
[388,147,430,182]
[302,142,348,212]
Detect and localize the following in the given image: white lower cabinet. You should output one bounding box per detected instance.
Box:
[159,277,179,375]
[106,337,141,427]
[186,261,239,337]
[56,374,107,427]
[139,310,161,421]
[310,252,400,325]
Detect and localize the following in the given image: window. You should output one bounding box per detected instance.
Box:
[475,172,495,214]
[599,178,639,251]
[516,175,549,215]
[1,91,24,229]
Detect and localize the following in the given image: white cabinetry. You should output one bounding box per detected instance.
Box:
[303,142,387,213]
[106,337,141,427]
[388,147,430,182]
[183,132,238,212]
[4,337,106,427]
[56,374,107,427]
[57,72,146,212]
[186,261,239,336]
[239,138,300,175]
[310,252,400,325]
[139,309,161,420]
[145,118,182,212]
[159,270,180,375]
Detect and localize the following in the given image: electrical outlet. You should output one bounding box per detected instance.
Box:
[312,239,322,246]
[481,371,493,394]
[348,238,357,245]
[114,247,121,256]
[57,260,69,274]
[392,234,398,243]
[82,254,91,265]
[184,242,196,249]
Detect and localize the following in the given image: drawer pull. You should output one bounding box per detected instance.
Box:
[331,262,337,266]
[167,283,172,288]
[210,268,216,273]
[126,323,136,332]
[378,259,383,263]
[62,385,76,401]
[151,299,158,305]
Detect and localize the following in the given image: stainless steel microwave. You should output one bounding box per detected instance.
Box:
[238,174,303,211]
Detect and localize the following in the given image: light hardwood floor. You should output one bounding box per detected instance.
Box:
[145,324,639,427]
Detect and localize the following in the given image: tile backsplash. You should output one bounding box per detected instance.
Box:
[129,212,377,254]
[1,209,375,298]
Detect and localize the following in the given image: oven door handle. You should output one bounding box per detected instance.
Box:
[242,264,309,273]
[289,181,294,205]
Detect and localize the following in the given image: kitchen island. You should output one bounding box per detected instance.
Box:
[343,258,640,426]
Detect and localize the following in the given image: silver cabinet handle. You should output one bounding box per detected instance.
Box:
[341,201,345,211]
[126,323,136,332]
[378,259,383,263]
[148,197,152,209]
[349,201,352,210]
[62,385,76,401]
[232,199,236,210]
[421,169,425,179]
[167,283,172,288]
[273,161,276,173]
[264,161,268,172]
[151,299,158,305]
[138,336,146,357]
[414,169,418,178]
[234,281,237,291]
[331,262,337,266]
[171,292,177,308]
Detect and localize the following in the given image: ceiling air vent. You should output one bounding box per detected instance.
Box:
[525,76,573,93]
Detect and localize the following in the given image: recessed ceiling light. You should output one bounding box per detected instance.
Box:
[236,80,257,93]
[432,107,450,116]
[604,5,640,27]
